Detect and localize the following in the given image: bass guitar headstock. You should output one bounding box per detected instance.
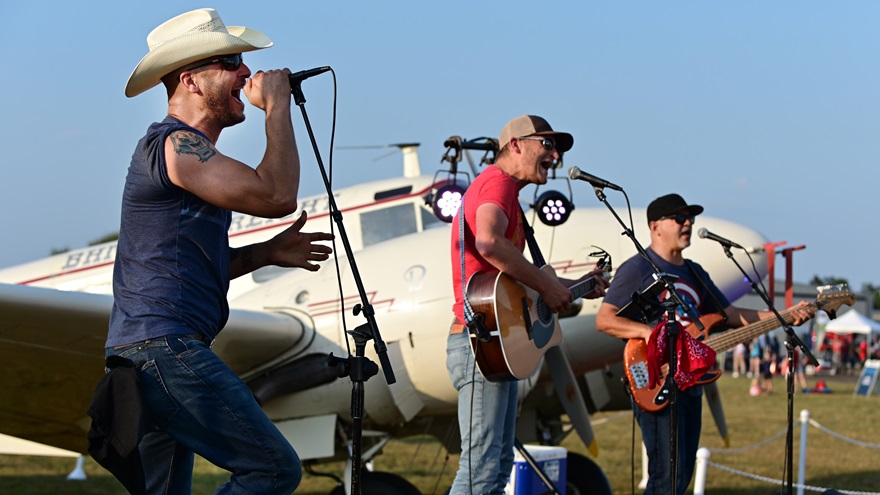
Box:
[816,284,856,319]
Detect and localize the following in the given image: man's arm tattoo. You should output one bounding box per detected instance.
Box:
[170,131,216,163]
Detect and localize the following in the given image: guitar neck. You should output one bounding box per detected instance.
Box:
[706,301,819,353]
[570,277,598,301]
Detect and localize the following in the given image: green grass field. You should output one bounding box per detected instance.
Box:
[2,374,878,494]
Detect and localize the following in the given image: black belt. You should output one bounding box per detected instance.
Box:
[183,333,213,345]
[113,333,213,350]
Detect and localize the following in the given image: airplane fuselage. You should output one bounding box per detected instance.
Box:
[0,172,770,461]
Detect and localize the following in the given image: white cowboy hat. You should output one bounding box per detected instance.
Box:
[125,8,272,97]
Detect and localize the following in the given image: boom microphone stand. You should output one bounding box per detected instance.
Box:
[290,74,396,495]
[588,184,704,495]
[712,243,817,495]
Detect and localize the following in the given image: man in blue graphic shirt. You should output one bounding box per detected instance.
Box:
[596,193,812,495]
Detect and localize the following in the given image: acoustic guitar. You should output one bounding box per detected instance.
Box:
[624,285,854,412]
[466,265,607,382]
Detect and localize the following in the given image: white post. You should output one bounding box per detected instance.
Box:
[798,409,809,495]
[693,448,711,495]
[66,455,87,480]
[639,442,649,489]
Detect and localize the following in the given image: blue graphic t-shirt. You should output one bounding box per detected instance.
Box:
[604,247,729,327]
[603,248,730,397]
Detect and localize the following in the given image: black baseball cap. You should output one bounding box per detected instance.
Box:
[646,194,704,223]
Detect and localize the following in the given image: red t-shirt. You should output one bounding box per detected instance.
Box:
[451,165,525,324]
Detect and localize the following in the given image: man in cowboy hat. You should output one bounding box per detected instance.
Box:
[99,8,333,494]
[595,193,812,495]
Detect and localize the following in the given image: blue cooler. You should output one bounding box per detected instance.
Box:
[505,445,567,495]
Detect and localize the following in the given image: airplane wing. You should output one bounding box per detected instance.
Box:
[0,283,109,453]
[0,283,308,454]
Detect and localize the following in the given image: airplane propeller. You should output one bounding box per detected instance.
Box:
[703,380,730,447]
[544,346,599,457]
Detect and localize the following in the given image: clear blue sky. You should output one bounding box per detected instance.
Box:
[2,1,877,290]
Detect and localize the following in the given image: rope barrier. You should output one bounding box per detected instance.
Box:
[807,418,880,449]
[586,407,878,494]
[706,460,880,495]
[710,426,790,454]
[589,411,631,427]
[692,410,880,495]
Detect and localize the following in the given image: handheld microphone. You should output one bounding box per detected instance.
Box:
[697,228,745,250]
[567,166,623,191]
[288,66,331,87]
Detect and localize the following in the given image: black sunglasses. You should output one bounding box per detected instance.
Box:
[519,136,556,151]
[187,53,243,72]
[659,213,695,225]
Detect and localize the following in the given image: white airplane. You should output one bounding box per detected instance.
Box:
[0,142,786,494]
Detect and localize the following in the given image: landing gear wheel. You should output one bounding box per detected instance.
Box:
[566,452,611,495]
[328,470,422,495]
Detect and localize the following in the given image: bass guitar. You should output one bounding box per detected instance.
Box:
[625,285,854,412]
[466,265,607,382]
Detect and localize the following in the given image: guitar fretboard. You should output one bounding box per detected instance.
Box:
[537,277,600,322]
[706,303,817,353]
[571,278,599,301]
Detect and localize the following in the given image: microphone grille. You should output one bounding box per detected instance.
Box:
[697,228,708,238]
[567,166,580,180]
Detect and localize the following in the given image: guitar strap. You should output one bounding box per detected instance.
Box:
[520,209,546,268]
[684,259,729,324]
[458,196,491,342]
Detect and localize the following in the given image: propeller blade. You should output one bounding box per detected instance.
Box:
[703,380,730,447]
[545,346,598,457]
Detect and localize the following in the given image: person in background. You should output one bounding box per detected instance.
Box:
[732,342,748,378]
[749,337,762,378]
[749,376,768,396]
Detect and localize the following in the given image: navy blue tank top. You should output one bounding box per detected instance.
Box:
[107,116,231,347]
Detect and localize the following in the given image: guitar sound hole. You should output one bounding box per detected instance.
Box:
[537,300,552,324]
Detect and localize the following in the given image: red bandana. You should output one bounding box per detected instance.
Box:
[646,321,716,391]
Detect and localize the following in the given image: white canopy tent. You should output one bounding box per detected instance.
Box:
[824,309,880,335]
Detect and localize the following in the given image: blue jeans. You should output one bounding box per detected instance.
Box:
[107,335,301,495]
[635,388,702,495]
[446,331,517,495]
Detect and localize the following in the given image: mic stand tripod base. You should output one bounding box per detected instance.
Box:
[328,324,380,495]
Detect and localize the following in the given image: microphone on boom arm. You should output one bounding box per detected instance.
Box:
[697,228,745,250]
[567,166,623,191]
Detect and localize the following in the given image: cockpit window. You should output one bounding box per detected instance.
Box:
[361,204,418,247]
[420,204,443,229]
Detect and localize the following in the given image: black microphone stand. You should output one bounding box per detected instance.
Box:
[590,186,704,495]
[290,80,396,495]
[714,244,817,495]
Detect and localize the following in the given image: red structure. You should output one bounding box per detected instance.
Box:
[762,241,806,309]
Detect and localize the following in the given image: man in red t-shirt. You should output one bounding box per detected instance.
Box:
[446,115,608,494]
